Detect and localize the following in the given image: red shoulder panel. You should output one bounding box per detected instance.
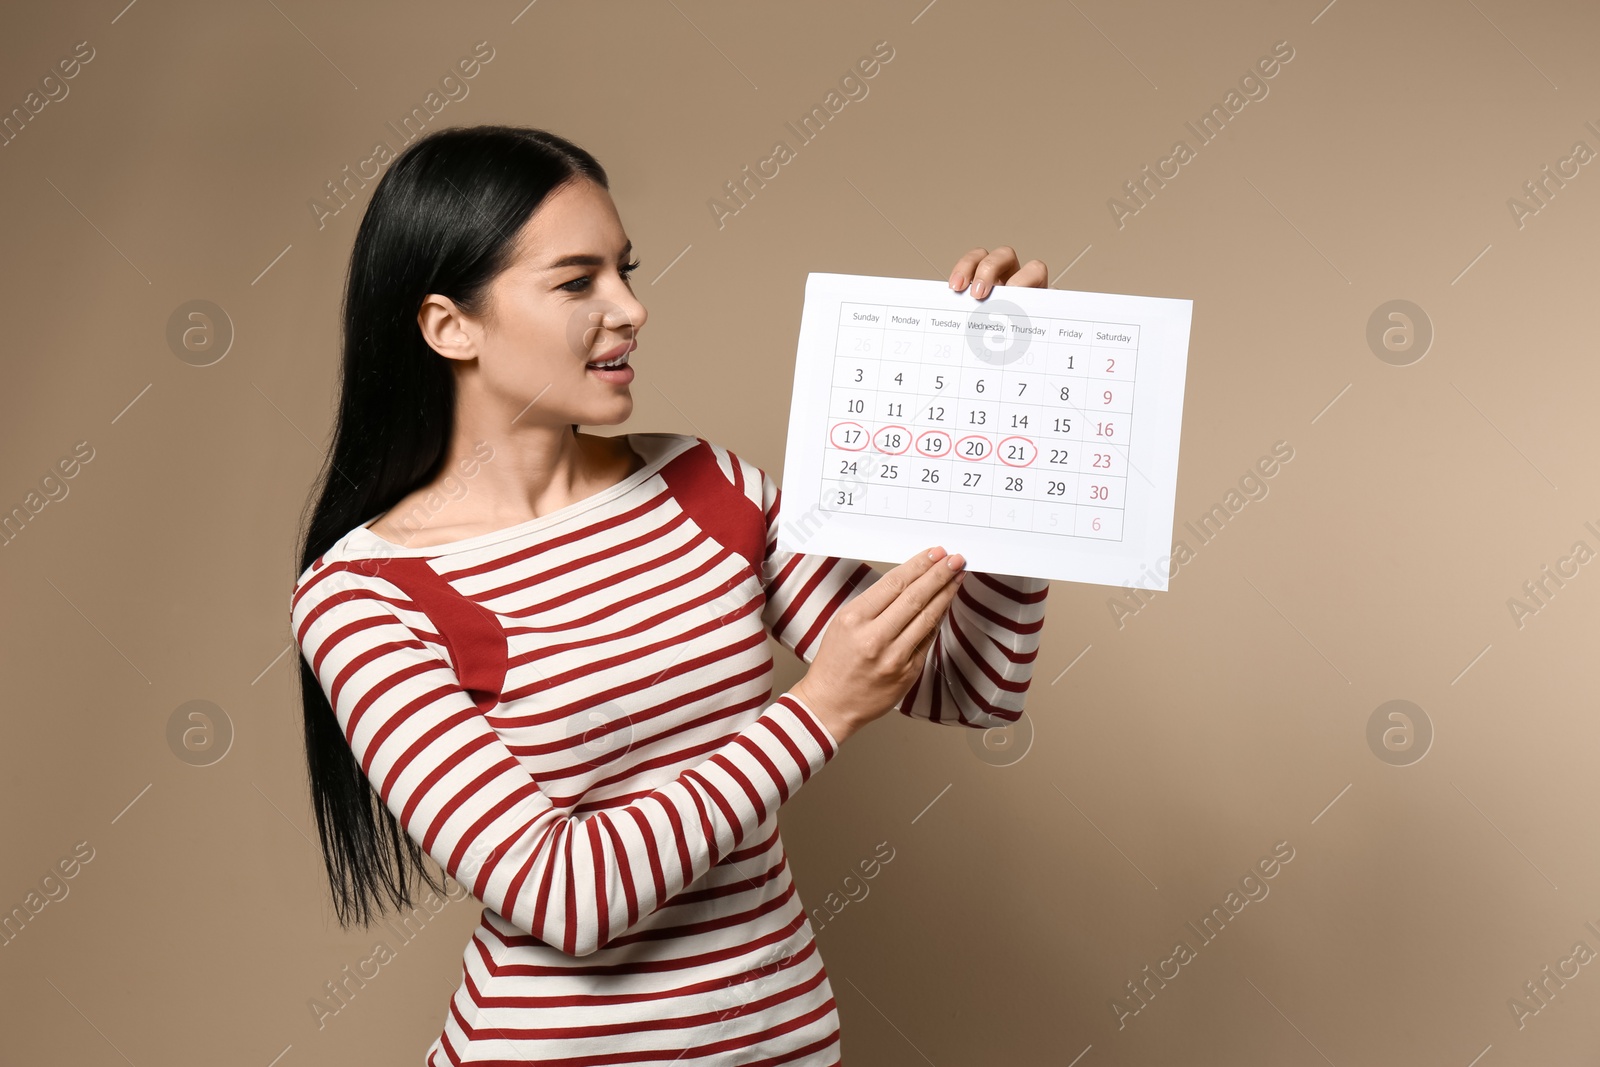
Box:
[658,439,765,574]
[368,556,507,712]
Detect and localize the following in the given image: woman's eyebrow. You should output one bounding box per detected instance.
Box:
[541,240,633,271]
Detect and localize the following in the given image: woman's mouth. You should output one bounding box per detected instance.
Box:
[586,341,635,382]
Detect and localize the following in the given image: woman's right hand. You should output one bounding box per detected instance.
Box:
[789,546,967,745]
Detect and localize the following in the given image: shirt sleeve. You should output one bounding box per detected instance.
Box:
[290,560,840,958]
[751,460,1051,727]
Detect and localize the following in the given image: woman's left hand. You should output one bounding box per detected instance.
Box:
[946,246,1050,299]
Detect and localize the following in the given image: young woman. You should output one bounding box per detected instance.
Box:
[291,125,1050,1065]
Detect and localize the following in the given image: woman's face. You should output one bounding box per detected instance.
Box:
[429,178,648,429]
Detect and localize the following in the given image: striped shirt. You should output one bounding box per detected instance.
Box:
[290,431,1049,1066]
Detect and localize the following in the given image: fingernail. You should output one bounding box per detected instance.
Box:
[972,280,986,298]
[946,554,965,570]
[927,546,947,561]
[950,274,965,290]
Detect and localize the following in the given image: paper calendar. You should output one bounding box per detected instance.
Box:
[777,272,1193,590]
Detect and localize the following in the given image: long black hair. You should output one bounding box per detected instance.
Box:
[294,125,608,928]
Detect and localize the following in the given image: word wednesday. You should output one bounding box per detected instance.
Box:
[1112,840,1296,1029]
[1107,40,1296,229]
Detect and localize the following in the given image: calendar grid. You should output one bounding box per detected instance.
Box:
[820,299,1141,542]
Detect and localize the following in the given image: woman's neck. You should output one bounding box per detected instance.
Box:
[366,427,641,547]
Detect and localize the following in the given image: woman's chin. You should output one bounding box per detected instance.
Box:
[580,398,633,427]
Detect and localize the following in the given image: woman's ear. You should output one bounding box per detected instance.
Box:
[417,293,483,362]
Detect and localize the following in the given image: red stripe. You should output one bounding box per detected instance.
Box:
[778,695,837,762]
[757,717,805,794]
[503,818,560,933]
[453,967,831,1047]
[495,586,767,706]
[558,822,579,956]
[498,526,719,633]
[680,768,731,867]
[957,579,1045,634]
[363,687,465,779]
[439,486,688,584]
[498,585,769,711]
[659,790,695,898]
[973,569,1049,603]
[791,560,864,658]
[947,607,1028,692]
[769,554,841,644]
[494,509,698,618]
[597,815,638,930]
[472,809,541,898]
[707,750,765,827]
[586,816,606,952]
[734,733,787,812]
[431,755,524,864]
[479,879,802,977]
[528,818,562,950]
[469,909,805,987]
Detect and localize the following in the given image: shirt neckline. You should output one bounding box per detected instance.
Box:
[346,432,698,557]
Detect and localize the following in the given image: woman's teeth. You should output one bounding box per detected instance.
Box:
[588,353,630,369]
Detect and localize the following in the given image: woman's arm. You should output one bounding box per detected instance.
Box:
[290,562,840,958]
[736,452,1050,728]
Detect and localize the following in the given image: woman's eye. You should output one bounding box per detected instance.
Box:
[561,261,642,293]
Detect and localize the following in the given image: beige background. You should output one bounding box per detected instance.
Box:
[3,0,1597,1063]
